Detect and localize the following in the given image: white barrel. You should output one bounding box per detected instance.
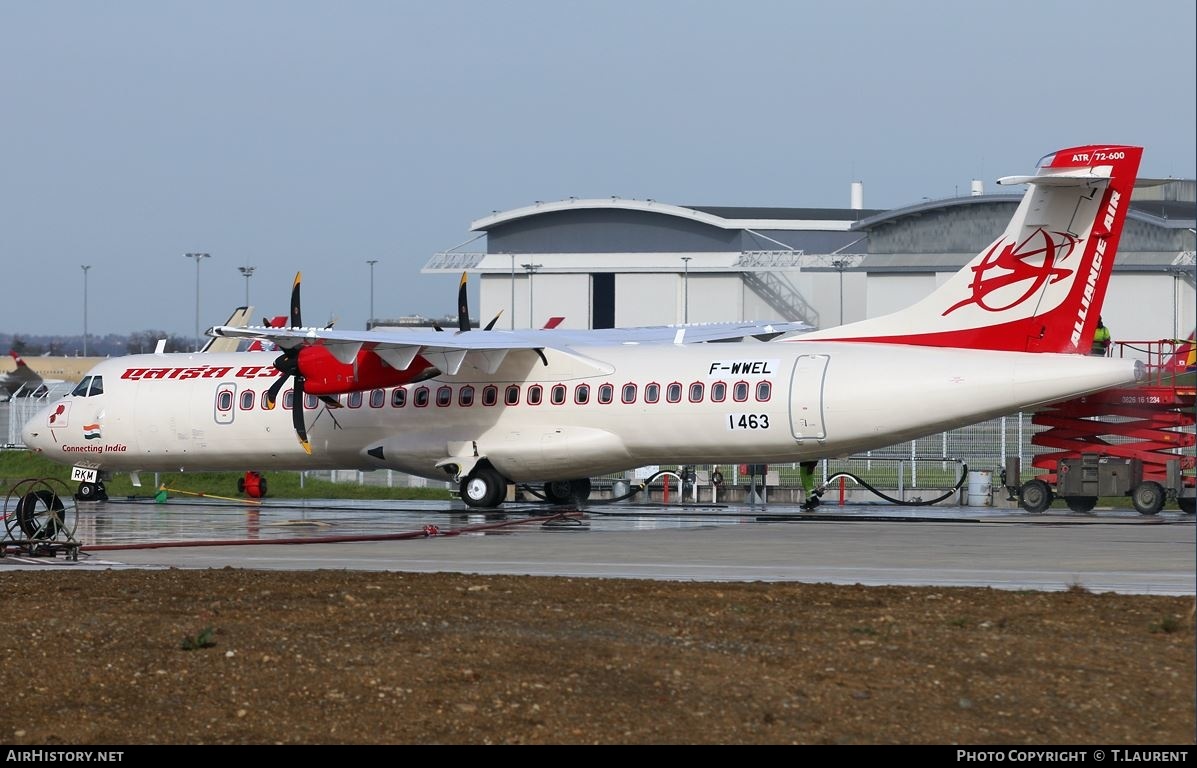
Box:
[966,470,992,506]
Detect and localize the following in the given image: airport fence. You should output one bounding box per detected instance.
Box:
[2,382,75,447]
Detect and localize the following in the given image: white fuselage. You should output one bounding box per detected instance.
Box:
[23,339,1140,483]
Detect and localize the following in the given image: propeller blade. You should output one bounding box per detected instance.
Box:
[457,271,470,333]
[292,376,312,455]
[263,372,289,410]
[484,310,504,331]
[290,272,302,328]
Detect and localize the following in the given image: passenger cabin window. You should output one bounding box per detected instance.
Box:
[645,383,660,404]
[436,385,452,407]
[756,381,772,402]
[527,384,543,406]
[733,382,749,402]
[459,385,475,407]
[305,393,317,409]
[71,377,92,397]
[370,389,385,408]
[217,390,234,411]
[665,383,682,403]
[621,383,637,404]
[240,391,255,410]
[392,388,406,407]
[598,383,613,404]
[689,382,704,402]
[414,386,430,407]
[283,390,294,410]
[347,392,363,408]
[504,385,520,406]
[575,384,590,405]
[550,384,566,405]
[482,385,498,406]
[711,382,727,402]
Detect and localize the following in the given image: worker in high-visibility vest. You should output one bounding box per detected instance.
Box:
[800,460,821,510]
[1090,316,1112,356]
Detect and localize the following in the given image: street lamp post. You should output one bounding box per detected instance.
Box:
[521,263,542,328]
[680,256,692,323]
[81,265,91,355]
[366,260,379,329]
[831,258,849,326]
[184,253,210,351]
[238,265,256,308]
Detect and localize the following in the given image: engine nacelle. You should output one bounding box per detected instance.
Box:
[298,346,431,395]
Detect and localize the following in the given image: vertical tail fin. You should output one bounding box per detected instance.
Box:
[801,145,1143,353]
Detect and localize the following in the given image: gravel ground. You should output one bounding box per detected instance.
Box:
[1,569,1193,745]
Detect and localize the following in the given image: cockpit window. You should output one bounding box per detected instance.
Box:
[69,376,105,398]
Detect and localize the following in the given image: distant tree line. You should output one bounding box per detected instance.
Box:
[1,332,192,357]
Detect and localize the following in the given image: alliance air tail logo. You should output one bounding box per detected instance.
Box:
[942,228,1078,316]
[83,423,101,440]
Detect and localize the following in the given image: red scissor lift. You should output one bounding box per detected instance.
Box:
[1014,338,1196,515]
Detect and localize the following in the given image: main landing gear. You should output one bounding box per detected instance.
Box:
[457,464,595,509]
[459,465,507,509]
[542,479,592,506]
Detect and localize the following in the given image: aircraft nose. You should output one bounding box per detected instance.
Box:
[21,408,49,453]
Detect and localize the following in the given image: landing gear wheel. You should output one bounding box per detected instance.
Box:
[543,481,573,505]
[543,478,593,505]
[569,478,592,504]
[460,466,506,509]
[1018,479,1053,513]
[1179,497,1195,515]
[75,481,107,502]
[1131,481,1164,516]
[1065,496,1097,513]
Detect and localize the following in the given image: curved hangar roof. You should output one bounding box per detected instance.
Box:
[471,197,880,233]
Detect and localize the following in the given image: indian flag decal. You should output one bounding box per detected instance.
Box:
[83,423,101,440]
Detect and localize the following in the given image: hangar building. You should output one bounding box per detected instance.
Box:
[423,180,1195,345]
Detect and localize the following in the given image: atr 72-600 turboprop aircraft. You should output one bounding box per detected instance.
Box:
[24,144,1147,508]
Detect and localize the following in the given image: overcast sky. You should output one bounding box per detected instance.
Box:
[1,0,1193,340]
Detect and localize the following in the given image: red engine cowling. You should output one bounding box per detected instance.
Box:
[298,345,430,395]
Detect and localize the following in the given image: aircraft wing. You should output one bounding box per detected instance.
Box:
[208,320,811,375]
